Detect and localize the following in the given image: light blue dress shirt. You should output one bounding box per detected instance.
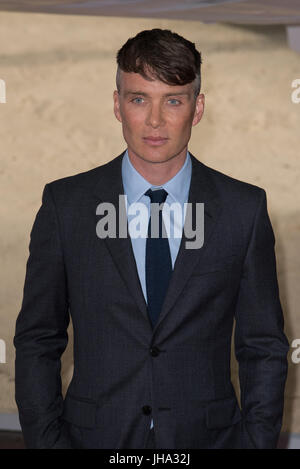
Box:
[121,148,192,430]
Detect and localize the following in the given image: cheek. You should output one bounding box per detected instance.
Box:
[171,117,193,136]
[168,109,194,128]
[121,111,143,133]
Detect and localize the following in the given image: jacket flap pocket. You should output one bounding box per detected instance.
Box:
[62,395,97,429]
[205,396,242,429]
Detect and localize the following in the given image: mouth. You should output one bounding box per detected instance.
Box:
[143,137,169,146]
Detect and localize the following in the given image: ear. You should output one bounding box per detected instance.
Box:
[113,90,122,123]
[192,93,205,127]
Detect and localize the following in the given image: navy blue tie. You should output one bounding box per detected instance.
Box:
[145,188,172,328]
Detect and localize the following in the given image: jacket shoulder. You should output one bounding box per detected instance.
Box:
[206,163,263,194]
[190,157,268,227]
[44,152,124,202]
[198,159,266,204]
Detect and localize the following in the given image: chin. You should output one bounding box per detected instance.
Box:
[130,147,168,163]
[142,153,172,164]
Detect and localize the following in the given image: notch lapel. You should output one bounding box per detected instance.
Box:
[92,151,149,323]
[152,153,222,333]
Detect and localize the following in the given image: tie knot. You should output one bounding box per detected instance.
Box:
[145,188,168,204]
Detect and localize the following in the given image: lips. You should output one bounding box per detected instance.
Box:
[143,136,169,146]
[144,137,168,141]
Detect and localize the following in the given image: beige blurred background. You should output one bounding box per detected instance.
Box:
[0,11,299,433]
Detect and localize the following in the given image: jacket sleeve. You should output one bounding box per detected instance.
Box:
[234,188,289,449]
[14,183,72,448]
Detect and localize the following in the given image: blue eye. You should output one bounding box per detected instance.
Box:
[132,97,144,104]
[168,99,180,105]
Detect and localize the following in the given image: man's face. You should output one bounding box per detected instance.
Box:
[113,70,204,165]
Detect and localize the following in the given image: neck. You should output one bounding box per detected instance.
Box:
[127,148,187,186]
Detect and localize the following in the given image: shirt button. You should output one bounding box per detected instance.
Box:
[150,346,160,357]
[142,405,152,415]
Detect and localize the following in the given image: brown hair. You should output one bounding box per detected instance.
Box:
[116,28,202,98]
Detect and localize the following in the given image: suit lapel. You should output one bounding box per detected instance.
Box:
[153,153,222,332]
[92,151,149,323]
[92,151,222,332]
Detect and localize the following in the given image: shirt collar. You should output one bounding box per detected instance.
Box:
[122,149,191,205]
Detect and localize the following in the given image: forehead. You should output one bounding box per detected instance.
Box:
[119,70,194,96]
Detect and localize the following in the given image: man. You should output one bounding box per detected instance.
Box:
[14,28,289,449]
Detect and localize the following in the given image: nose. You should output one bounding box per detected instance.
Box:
[146,102,165,128]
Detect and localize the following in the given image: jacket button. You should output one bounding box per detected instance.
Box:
[150,346,160,357]
[142,405,152,415]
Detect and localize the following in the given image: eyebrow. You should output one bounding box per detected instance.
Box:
[124,91,190,98]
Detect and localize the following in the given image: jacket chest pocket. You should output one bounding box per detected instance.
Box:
[190,254,238,277]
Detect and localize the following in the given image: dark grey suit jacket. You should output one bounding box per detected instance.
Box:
[14,151,289,449]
